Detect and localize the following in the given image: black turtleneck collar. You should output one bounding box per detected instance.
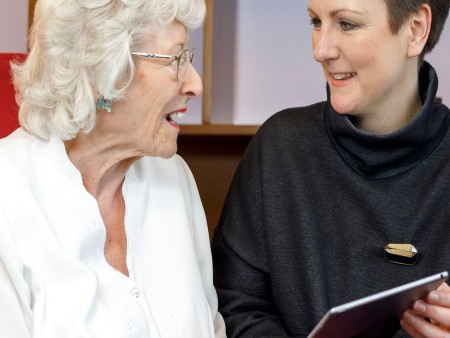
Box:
[325,61,450,179]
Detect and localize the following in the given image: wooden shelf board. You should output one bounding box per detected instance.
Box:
[179,124,259,136]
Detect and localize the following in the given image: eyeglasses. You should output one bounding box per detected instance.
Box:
[131,48,195,80]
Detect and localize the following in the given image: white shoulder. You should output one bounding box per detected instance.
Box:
[0,208,32,336]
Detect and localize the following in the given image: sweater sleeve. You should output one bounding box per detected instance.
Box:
[0,208,32,338]
[211,133,294,337]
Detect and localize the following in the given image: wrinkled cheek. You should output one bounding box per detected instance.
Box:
[130,117,161,154]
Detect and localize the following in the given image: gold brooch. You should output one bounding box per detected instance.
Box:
[384,243,418,266]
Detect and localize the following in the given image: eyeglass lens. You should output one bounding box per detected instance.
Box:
[177,49,195,79]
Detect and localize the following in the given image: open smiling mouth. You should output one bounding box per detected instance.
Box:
[165,111,186,125]
[332,72,356,80]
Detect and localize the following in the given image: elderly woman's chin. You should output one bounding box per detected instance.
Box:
[148,135,179,159]
[158,143,178,159]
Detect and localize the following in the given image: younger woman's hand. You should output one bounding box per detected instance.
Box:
[401,282,450,337]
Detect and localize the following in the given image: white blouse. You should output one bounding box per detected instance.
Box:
[0,129,226,338]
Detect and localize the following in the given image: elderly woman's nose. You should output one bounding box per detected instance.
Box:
[182,65,203,98]
[313,30,338,63]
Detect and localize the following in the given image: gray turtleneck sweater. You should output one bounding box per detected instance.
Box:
[212,62,450,338]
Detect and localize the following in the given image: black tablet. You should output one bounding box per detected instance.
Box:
[307,271,449,338]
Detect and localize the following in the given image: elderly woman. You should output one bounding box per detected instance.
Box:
[0,0,226,337]
[211,0,450,337]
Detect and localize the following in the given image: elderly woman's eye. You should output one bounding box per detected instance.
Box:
[169,57,178,70]
[179,52,188,67]
[339,20,357,31]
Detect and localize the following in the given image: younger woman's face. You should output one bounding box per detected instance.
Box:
[308,0,417,131]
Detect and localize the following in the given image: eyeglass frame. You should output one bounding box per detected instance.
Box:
[131,48,195,80]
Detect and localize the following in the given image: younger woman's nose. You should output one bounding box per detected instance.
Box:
[312,29,339,63]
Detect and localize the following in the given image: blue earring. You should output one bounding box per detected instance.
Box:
[97,96,112,112]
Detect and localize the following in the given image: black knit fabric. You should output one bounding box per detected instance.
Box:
[211,62,450,338]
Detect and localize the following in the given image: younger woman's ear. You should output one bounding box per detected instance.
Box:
[407,3,432,58]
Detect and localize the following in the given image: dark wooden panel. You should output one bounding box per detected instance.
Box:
[177,134,253,238]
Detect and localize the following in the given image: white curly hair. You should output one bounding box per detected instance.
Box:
[12,0,206,140]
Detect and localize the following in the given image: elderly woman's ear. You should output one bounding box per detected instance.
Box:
[407,4,432,58]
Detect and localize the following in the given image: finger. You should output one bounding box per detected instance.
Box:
[402,309,450,338]
[437,282,450,292]
[426,289,450,307]
[413,299,450,328]
[401,317,427,338]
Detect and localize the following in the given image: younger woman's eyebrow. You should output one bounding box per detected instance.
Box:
[307,6,367,17]
[307,7,317,16]
[329,8,367,17]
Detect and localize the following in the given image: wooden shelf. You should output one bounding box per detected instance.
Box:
[177,129,255,237]
[180,124,259,136]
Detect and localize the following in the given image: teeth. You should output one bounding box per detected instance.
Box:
[173,112,185,118]
[166,111,185,122]
[332,73,356,80]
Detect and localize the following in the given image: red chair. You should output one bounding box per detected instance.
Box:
[0,53,27,138]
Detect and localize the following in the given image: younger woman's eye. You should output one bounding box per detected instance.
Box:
[309,18,322,29]
[339,20,358,31]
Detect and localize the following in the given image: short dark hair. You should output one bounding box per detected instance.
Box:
[384,0,449,60]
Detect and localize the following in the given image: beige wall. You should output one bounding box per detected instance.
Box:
[0,0,28,53]
[1,0,448,115]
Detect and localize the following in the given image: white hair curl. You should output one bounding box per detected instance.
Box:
[12,0,206,140]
